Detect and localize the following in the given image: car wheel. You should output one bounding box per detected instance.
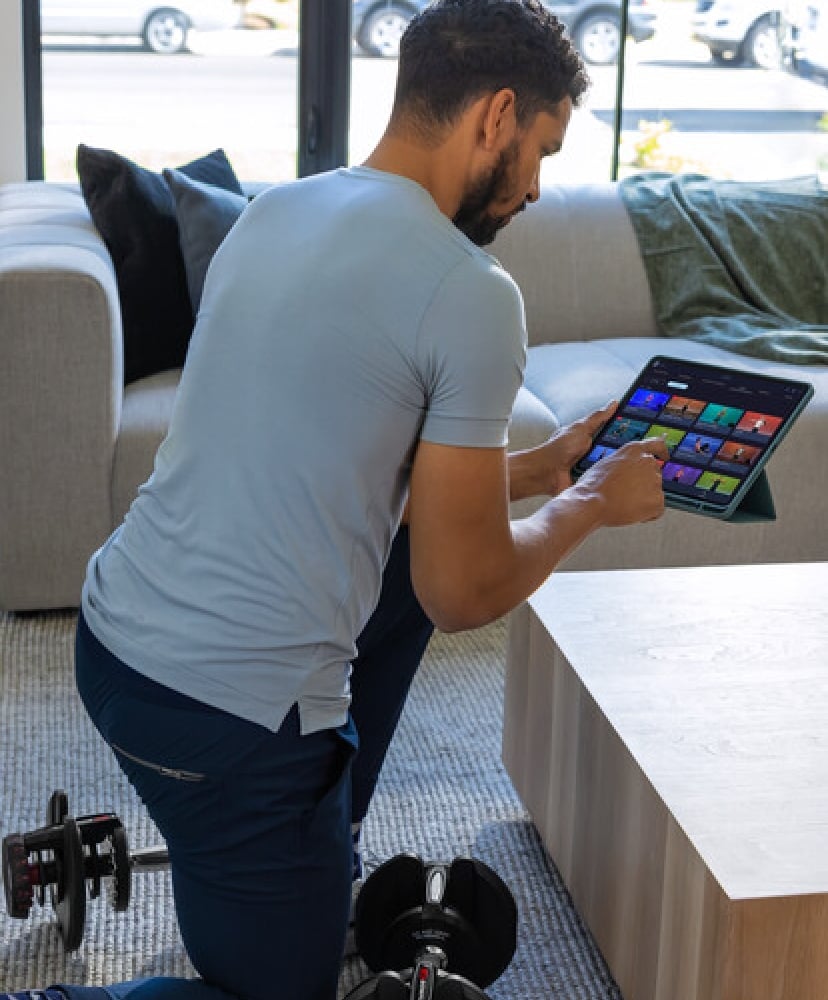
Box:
[573,13,621,66]
[143,9,190,54]
[357,5,412,58]
[744,15,782,70]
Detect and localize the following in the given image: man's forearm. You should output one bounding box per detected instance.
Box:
[423,483,607,632]
[507,445,549,502]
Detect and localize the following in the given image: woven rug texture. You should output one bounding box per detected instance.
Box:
[0,610,621,999]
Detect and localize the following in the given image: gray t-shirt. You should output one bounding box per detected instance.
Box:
[82,166,526,735]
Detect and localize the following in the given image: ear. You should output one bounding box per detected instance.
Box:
[480,88,518,151]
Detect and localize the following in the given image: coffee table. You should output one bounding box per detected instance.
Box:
[502,562,828,1000]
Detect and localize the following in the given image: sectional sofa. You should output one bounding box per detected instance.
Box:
[0,176,826,612]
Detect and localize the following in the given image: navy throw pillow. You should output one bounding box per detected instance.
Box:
[76,144,244,385]
[163,167,249,316]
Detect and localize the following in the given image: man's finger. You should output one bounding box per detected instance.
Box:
[581,399,618,434]
[637,436,670,461]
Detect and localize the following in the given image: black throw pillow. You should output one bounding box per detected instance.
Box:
[76,144,244,385]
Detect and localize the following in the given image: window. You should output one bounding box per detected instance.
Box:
[25,0,828,184]
[615,1,828,182]
[33,0,304,181]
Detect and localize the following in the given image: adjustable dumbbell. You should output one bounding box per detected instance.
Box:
[344,853,518,999]
[4,790,519,995]
[2,790,169,952]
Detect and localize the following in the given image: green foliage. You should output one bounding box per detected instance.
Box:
[622,119,711,175]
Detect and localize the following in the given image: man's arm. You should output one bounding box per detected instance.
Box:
[407,432,667,633]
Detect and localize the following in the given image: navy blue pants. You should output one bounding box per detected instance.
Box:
[57,528,433,1000]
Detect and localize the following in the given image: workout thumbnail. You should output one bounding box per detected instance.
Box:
[662,395,705,423]
[673,432,723,463]
[717,441,761,467]
[697,403,744,432]
[734,411,782,439]
[697,471,740,496]
[662,463,702,486]
[602,416,650,445]
[626,388,670,418]
[646,424,686,453]
[584,443,616,464]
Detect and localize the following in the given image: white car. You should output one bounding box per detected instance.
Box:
[40,0,241,54]
[692,0,784,68]
[788,0,828,76]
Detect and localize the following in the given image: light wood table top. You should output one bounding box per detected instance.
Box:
[528,561,828,901]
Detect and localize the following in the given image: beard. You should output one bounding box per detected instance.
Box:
[452,140,525,247]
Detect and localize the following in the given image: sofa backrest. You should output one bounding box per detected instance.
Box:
[490,181,658,347]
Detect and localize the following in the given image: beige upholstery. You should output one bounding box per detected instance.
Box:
[0,179,825,610]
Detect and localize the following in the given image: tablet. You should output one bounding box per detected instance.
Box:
[573,355,814,520]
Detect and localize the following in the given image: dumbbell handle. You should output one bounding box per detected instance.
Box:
[130,846,169,873]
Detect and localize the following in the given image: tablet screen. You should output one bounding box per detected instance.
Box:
[573,355,813,516]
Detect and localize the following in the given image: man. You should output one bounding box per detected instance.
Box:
[5,2,666,999]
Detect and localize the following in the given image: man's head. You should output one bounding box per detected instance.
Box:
[393,0,589,136]
[389,0,590,245]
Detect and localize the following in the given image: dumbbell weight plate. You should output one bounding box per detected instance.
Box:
[110,823,131,912]
[2,833,34,919]
[432,973,490,998]
[47,790,70,914]
[355,855,516,989]
[342,970,409,999]
[54,817,87,952]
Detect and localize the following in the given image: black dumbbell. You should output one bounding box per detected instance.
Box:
[345,853,517,999]
[2,790,168,951]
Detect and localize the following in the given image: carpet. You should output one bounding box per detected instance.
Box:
[0,610,621,999]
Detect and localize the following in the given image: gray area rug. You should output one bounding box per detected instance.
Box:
[0,610,621,999]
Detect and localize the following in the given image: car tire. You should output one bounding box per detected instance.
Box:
[357,4,413,58]
[143,9,190,55]
[744,15,782,70]
[573,13,621,66]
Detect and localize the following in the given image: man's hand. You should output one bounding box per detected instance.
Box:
[570,437,669,527]
[509,401,617,501]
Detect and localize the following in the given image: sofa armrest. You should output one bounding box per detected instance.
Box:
[0,183,122,610]
[491,182,659,348]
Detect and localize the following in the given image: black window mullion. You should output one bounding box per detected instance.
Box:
[23,0,43,180]
[610,0,630,181]
[298,0,352,177]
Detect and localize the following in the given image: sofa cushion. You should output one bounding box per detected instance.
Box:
[76,144,244,385]
[163,167,248,315]
[112,369,182,526]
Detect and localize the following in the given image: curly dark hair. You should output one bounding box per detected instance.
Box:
[390,0,590,137]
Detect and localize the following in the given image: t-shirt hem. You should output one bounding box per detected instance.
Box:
[420,415,509,449]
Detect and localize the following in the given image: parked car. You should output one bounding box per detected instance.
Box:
[40,0,241,54]
[691,0,784,68]
[352,0,658,64]
[784,0,828,77]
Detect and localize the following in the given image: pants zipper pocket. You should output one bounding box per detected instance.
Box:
[111,742,206,782]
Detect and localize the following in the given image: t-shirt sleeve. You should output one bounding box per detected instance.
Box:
[416,255,527,448]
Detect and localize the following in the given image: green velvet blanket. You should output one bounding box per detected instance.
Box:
[619,172,828,365]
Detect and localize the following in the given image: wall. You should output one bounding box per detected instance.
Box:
[0,1,26,183]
